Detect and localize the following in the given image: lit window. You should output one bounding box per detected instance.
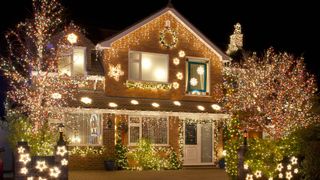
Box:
[64,113,102,145]
[129,51,168,82]
[186,58,209,95]
[58,46,86,76]
[129,116,168,145]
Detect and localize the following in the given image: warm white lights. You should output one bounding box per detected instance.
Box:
[49,167,61,178]
[211,104,221,111]
[19,153,31,164]
[178,50,186,58]
[61,158,68,166]
[176,72,183,80]
[222,150,227,156]
[245,174,253,180]
[197,105,205,111]
[20,167,28,174]
[38,177,47,180]
[255,171,262,178]
[190,78,198,86]
[154,68,166,80]
[173,101,181,106]
[35,161,48,172]
[286,172,292,180]
[80,97,92,104]
[108,64,124,81]
[131,100,139,105]
[17,146,25,154]
[51,92,62,99]
[294,168,298,174]
[290,156,297,165]
[67,33,78,44]
[108,102,118,108]
[71,134,81,143]
[172,82,179,89]
[56,146,67,156]
[173,58,180,65]
[279,173,283,178]
[276,163,283,171]
[152,102,160,108]
[196,66,204,75]
[287,164,292,170]
[244,163,248,170]
[27,177,34,180]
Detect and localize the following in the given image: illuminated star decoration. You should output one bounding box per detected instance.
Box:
[35,161,48,172]
[176,72,183,80]
[255,170,262,178]
[278,173,283,178]
[287,164,292,170]
[56,146,67,156]
[294,168,298,174]
[21,167,28,174]
[290,156,298,165]
[245,174,253,180]
[178,50,186,58]
[190,78,198,86]
[17,146,25,154]
[173,58,180,65]
[286,172,293,180]
[196,66,204,75]
[172,82,179,89]
[61,158,68,166]
[108,64,124,81]
[244,164,249,170]
[276,163,283,171]
[49,167,61,178]
[19,153,31,164]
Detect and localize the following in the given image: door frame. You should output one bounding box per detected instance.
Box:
[183,121,215,165]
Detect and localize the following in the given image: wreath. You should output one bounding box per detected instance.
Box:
[159,27,178,49]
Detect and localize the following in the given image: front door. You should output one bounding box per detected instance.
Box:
[183,122,213,165]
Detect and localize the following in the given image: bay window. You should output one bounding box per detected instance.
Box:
[129,51,169,82]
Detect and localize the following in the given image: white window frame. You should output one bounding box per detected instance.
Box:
[128,116,169,146]
[64,112,103,146]
[58,46,87,76]
[185,56,210,96]
[128,50,169,83]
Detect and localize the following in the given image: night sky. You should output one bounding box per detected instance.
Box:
[0,0,319,117]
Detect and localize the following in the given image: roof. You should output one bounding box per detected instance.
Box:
[98,6,230,61]
[69,91,226,115]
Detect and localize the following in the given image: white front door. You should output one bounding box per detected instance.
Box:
[183,122,213,165]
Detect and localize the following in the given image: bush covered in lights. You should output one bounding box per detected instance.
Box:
[115,139,129,169]
[128,139,182,170]
[7,113,57,156]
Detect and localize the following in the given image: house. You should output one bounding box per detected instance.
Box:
[54,5,231,169]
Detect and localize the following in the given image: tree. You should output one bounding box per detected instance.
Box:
[0,0,80,130]
[224,48,319,138]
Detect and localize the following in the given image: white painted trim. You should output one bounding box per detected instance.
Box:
[59,107,230,120]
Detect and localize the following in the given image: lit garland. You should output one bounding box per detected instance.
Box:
[159,26,178,49]
[124,80,172,90]
[224,48,319,138]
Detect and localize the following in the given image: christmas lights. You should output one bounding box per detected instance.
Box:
[108,64,124,81]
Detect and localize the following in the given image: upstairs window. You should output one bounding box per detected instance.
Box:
[186,58,209,95]
[58,46,86,76]
[129,51,169,82]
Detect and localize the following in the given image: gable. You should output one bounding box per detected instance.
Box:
[98,7,230,62]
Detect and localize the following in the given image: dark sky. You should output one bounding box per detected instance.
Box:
[0,0,319,116]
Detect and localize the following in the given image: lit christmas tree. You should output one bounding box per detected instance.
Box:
[224,48,319,138]
[0,0,80,130]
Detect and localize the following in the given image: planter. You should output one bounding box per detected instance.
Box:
[104,160,115,171]
[218,159,225,169]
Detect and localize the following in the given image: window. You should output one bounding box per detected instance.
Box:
[128,116,168,145]
[129,51,169,82]
[63,113,102,146]
[58,46,86,76]
[186,58,209,95]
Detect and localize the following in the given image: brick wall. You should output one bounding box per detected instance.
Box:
[169,116,180,153]
[103,113,115,157]
[103,12,223,102]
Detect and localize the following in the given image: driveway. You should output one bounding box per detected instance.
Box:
[69,169,229,180]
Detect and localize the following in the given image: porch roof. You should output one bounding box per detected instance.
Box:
[69,91,226,115]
